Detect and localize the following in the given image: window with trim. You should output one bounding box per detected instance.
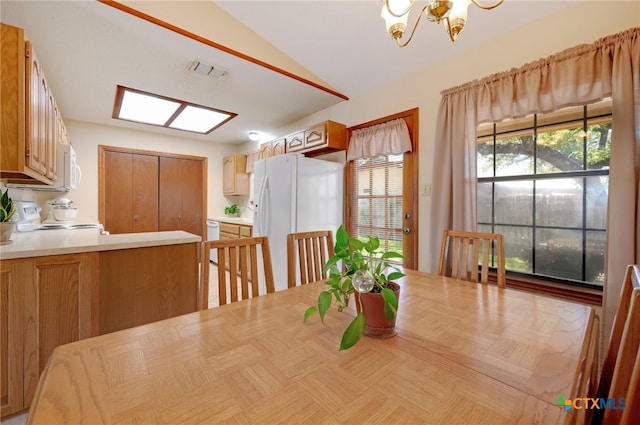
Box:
[350,154,404,258]
[477,98,611,288]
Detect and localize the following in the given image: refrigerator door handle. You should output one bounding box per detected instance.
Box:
[262,177,270,235]
[257,175,269,235]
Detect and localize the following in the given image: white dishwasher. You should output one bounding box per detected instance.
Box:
[206,220,220,263]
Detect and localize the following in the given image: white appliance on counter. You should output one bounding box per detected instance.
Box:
[253,153,344,292]
[206,219,220,263]
[13,200,104,232]
[9,143,81,191]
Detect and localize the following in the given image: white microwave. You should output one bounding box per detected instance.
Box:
[10,143,81,191]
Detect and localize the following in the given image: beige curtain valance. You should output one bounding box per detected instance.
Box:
[347,118,412,161]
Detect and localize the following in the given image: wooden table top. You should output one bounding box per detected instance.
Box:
[27,269,593,424]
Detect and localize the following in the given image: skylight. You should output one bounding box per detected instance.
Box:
[113,86,237,135]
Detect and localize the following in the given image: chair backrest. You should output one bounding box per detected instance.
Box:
[594,264,640,425]
[200,236,275,309]
[438,229,506,288]
[564,311,600,425]
[287,230,335,288]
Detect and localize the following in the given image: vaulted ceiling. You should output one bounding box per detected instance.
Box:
[1,1,583,144]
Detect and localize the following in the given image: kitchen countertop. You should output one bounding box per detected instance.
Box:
[0,229,201,260]
[209,216,253,225]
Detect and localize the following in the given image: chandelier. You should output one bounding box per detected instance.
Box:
[381,0,505,47]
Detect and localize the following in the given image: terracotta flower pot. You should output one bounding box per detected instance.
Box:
[354,281,400,338]
[0,222,16,244]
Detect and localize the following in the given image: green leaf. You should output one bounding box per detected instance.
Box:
[323,255,341,273]
[349,238,365,251]
[381,251,405,260]
[318,291,332,323]
[303,306,317,322]
[387,271,405,281]
[335,226,349,250]
[339,313,366,350]
[381,287,398,322]
[370,237,380,251]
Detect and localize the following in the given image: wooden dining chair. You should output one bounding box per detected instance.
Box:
[438,229,506,288]
[200,236,275,309]
[287,230,335,288]
[593,264,640,425]
[564,310,600,425]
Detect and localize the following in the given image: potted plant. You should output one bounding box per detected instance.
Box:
[224,204,240,217]
[0,188,17,243]
[304,225,405,350]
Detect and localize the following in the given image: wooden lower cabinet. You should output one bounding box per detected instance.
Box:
[0,260,27,417]
[217,221,253,276]
[0,242,199,418]
[0,253,97,417]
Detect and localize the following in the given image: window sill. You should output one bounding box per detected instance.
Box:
[497,274,602,306]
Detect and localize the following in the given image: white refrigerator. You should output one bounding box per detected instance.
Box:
[253,153,344,292]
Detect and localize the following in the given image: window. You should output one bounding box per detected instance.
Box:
[477,99,611,287]
[350,155,404,260]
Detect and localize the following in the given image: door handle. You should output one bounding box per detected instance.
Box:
[403,227,411,235]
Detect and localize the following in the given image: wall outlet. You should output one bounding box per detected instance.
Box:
[422,184,432,196]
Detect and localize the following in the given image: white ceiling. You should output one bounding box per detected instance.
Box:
[1,1,582,145]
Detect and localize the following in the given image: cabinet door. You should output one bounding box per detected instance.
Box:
[25,42,46,175]
[286,131,304,152]
[103,150,158,234]
[23,253,97,406]
[222,155,236,194]
[258,142,272,160]
[272,138,286,156]
[304,124,326,150]
[159,157,204,237]
[222,155,248,196]
[45,89,56,180]
[0,261,28,417]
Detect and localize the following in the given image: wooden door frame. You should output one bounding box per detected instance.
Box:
[345,107,419,270]
[98,145,208,239]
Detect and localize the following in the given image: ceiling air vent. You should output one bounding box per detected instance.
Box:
[188,60,229,79]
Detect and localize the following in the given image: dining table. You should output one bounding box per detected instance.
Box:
[26,269,596,424]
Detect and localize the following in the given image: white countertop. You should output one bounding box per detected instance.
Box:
[208,217,253,225]
[0,229,202,260]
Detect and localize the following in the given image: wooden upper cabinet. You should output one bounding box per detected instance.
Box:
[223,154,249,196]
[271,138,285,156]
[26,45,46,176]
[0,23,65,185]
[285,121,346,156]
[258,142,272,160]
[285,131,304,153]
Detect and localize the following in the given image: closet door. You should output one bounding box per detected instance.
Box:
[159,157,204,237]
[103,150,158,234]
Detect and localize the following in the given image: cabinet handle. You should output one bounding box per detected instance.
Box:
[133,215,139,221]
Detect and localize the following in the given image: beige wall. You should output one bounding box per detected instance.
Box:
[268,1,639,273]
[11,1,637,272]
[26,120,241,225]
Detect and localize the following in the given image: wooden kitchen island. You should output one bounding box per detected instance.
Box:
[0,229,201,418]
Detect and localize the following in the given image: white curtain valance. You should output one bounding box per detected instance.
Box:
[347,118,412,161]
